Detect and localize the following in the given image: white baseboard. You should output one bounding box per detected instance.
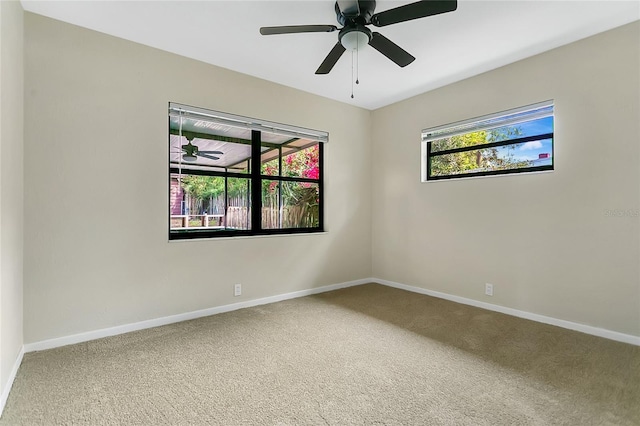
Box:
[0,346,24,417]
[24,278,371,353]
[23,276,639,353]
[372,278,640,346]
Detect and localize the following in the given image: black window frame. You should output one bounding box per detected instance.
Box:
[169,106,325,241]
[423,101,554,181]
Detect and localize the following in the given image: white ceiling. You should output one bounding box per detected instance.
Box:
[21,0,640,110]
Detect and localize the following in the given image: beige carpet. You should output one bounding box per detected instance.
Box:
[2,283,639,425]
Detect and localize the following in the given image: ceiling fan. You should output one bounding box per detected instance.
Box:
[178,139,223,162]
[260,0,457,75]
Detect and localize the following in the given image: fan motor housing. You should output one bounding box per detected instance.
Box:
[335,0,376,26]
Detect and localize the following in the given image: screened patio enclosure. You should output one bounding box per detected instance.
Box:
[169,104,325,238]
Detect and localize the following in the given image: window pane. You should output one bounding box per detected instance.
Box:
[226,177,251,230]
[170,174,250,231]
[281,181,320,228]
[282,143,320,179]
[430,139,553,177]
[170,174,225,230]
[261,180,320,229]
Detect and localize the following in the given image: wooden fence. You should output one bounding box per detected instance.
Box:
[227,206,250,229]
[171,206,317,230]
[227,206,316,229]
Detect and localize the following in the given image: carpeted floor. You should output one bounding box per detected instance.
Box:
[1,283,639,425]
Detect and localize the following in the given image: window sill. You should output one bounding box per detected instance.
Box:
[423,169,554,183]
[168,231,328,243]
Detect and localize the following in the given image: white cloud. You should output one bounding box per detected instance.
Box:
[520,141,543,150]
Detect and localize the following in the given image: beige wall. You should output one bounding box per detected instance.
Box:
[22,12,640,343]
[0,0,24,397]
[371,22,640,336]
[23,14,372,343]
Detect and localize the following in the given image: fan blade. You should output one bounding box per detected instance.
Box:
[198,150,223,155]
[368,32,415,67]
[371,0,457,27]
[260,25,338,35]
[198,153,220,161]
[315,42,346,74]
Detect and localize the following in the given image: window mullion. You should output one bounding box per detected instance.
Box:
[426,142,432,180]
[224,173,228,229]
[251,130,262,232]
[318,143,324,231]
[278,145,283,229]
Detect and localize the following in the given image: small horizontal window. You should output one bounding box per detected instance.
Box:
[422,101,554,181]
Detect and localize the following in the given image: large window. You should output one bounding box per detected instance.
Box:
[422,101,554,181]
[169,103,326,240]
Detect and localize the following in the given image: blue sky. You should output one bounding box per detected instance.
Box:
[493,116,553,164]
[497,139,553,165]
[516,116,553,138]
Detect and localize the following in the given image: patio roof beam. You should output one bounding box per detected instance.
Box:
[170,129,283,149]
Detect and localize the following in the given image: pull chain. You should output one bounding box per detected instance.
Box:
[356,41,359,85]
[350,50,354,99]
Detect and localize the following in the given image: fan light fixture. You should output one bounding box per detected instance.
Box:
[340,29,370,50]
[183,154,197,162]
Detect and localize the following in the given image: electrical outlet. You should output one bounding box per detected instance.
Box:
[234,284,242,297]
[485,283,493,296]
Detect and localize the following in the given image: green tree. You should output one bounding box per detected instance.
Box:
[430,127,531,177]
[180,175,224,200]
